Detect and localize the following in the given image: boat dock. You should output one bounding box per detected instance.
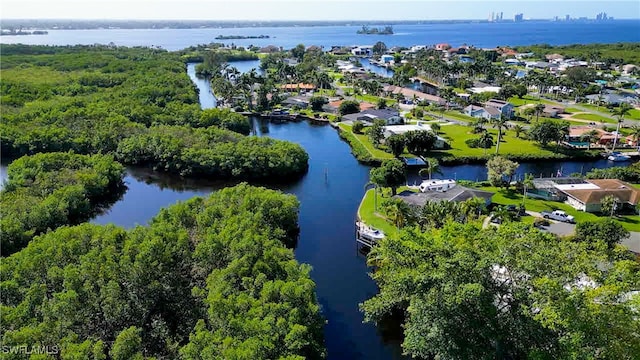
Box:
[355,221,385,248]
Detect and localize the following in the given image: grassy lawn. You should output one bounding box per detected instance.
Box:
[436,124,558,158]
[443,111,477,122]
[571,113,616,123]
[508,95,555,107]
[481,186,640,232]
[565,107,582,113]
[358,189,398,236]
[627,109,640,121]
[339,123,394,160]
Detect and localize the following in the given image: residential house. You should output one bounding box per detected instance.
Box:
[558,179,640,213]
[464,105,501,120]
[484,99,515,119]
[383,122,448,149]
[434,43,451,51]
[343,108,404,125]
[281,96,309,109]
[382,85,446,105]
[544,105,565,117]
[566,126,610,145]
[280,83,316,92]
[326,100,375,114]
[381,54,394,63]
[351,46,373,56]
[395,185,494,207]
[528,177,640,213]
[585,92,639,106]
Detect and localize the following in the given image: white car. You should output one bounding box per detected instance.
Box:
[540,210,575,224]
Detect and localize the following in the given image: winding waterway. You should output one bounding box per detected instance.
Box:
[0,62,622,360]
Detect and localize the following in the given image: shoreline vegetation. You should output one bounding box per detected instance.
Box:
[0,30,48,36]
[2,184,326,359]
[0,44,308,181]
[0,152,126,255]
[214,34,270,40]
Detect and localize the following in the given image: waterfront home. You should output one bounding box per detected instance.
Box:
[329,46,351,55]
[343,108,403,125]
[559,179,640,213]
[529,177,640,213]
[395,184,494,207]
[463,105,501,120]
[434,43,451,51]
[505,58,523,66]
[382,85,446,105]
[351,46,373,57]
[484,99,515,119]
[327,100,375,113]
[281,96,309,109]
[380,54,394,63]
[566,126,609,146]
[383,122,448,149]
[280,83,316,92]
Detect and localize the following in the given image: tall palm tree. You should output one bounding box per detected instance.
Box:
[460,197,485,221]
[492,115,509,154]
[580,129,600,150]
[522,173,535,207]
[479,131,493,156]
[629,125,640,149]
[534,103,545,122]
[611,103,632,151]
[419,158,443,180]
[383,199,413,231]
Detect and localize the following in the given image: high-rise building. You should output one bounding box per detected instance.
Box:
[565,14,570,21]
[514,13,524,22]
[500,12,504,21]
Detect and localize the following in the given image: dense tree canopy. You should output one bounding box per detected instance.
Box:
[1,184,326,359]
[0,45,309,181]
[362,221,640,359]
[116,125,308,179]
[0,152,125,255]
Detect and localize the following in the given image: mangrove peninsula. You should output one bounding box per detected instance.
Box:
[1,28,640,360]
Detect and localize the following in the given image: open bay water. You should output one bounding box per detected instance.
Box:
[2,20,639,50]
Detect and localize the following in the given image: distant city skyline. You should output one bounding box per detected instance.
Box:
[2,0,639,20]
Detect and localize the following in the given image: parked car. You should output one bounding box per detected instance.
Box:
[540,210,575,223]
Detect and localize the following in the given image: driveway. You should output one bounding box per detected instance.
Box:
[527,211,640,254]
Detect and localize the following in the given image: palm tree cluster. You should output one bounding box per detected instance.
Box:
[381,197,487,231]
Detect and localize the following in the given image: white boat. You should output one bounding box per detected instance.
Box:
[607,152,631,162]
[356,222,385,242]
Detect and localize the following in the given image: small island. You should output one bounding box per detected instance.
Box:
[0,29,48,36]
[356,25,393,35]
[214,34,270,40]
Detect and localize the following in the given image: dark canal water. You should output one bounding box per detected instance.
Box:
[0,65,621,360]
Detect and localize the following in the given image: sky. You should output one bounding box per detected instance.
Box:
[2,0,639,20]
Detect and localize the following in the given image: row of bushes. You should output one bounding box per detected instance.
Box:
[337,126,378,165]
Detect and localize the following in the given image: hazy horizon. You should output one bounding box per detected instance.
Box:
[2,0,639,21]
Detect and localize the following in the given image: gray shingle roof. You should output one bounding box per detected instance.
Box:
[395,187,494,207]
